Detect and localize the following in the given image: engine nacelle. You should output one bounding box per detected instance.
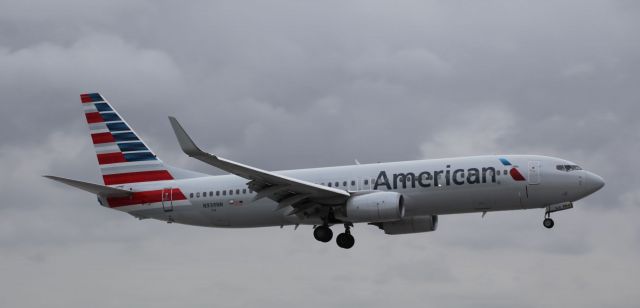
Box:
[380,215,438,235]
[343,192,405,223]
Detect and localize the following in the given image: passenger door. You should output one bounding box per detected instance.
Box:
[528,161,541,185]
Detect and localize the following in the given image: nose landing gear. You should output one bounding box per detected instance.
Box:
[543,210,554,229]
[542,202,573,229]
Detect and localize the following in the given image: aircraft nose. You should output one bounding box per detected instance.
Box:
[584,171,605,194]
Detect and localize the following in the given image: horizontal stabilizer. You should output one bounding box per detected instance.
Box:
[44,175,133,197]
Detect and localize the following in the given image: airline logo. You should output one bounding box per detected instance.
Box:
[374,158,526,190]
[81,93,190,209]
[499,158,526,181]
[81,93,174,185]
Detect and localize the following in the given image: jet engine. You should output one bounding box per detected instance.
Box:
[377,215,438,235]
[342,191,405,223]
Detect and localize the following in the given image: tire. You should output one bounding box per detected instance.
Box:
[543,218,555,229]
[313,226,333,242]
[336,233,355,249]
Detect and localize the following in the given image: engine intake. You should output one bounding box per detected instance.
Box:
[343,191,405,223]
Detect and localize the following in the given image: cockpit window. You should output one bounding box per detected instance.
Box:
[556,164,582,172]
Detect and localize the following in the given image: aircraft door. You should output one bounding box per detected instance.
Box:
[348,179,357,191]
[359,178,371,191]
[162,187,173,212]
[528,161,541,185]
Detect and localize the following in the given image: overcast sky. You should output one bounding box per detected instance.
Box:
[1,0,639,307]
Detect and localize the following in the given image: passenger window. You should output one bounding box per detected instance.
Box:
[216,191,220,196]
[236,189,240,195]
[203,192,206,197]
[343,181,347,186]
[209,191,213,197]
[335,182,339,187]
[364,179,369,185]
[328,182,332,187]
[196,192,200,198]
[223,191,227,196]
[190,193,194,198]
[243,189,247,194]
[229,190,233,196]
[351,180,356,186]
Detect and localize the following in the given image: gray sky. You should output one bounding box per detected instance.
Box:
[1,0,639,307]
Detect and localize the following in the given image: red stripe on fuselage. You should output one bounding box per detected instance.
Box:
[103,170,174,185]
[510,168,526,181]
[91,132,115,144]
[85,112,103,124]
[97,152,126,164]
[107,188,187,208]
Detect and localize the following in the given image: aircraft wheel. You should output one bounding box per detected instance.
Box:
[543,218,555,229]
[336,233,355,249]
[313,225,333,242]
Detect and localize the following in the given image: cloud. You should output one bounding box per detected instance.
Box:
[1,0,640,307]
[419,105,516,158]
[348,48,452,84]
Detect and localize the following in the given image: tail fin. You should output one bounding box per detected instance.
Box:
[81,93,175,186]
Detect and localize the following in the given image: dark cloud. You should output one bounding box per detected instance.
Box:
[1,0,639,307]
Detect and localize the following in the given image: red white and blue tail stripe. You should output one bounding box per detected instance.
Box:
[81,93,175,186]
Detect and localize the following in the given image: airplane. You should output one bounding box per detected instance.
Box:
[45,93,605,249]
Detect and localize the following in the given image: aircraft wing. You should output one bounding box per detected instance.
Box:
[169,117,350,213]
[44,175,133,197]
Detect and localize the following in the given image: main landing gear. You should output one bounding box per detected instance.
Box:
[313,225,333,242]
[313,223,355,249]
[336,224,355,249]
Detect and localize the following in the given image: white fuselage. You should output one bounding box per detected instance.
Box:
[105,155,604,228]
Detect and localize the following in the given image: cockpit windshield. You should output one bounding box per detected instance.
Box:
[556,164,582,172]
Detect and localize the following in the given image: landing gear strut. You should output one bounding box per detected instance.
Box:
[543,211,554,229]
[313,225,333,242]
[336,223,355,249]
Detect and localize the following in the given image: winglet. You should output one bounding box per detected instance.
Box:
[44,175,133,197]
[168,116,208,158]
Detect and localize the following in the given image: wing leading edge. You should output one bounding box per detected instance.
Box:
[168,117,350,214]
